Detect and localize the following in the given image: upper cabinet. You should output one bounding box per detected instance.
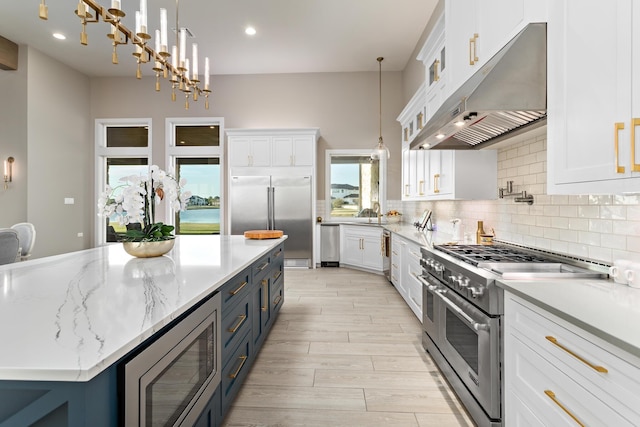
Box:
[227,129,319,170]
[445,0,547,97]
[418,14,448,121]
[547,0,640,194]
[397,82,427,146]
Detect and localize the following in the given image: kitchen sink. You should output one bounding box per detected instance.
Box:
[478,262,607,280]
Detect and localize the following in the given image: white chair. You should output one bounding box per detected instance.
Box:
[0,228,20,265]
[11,222,36,261]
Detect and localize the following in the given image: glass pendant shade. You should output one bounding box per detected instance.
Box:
[371,57,390,160]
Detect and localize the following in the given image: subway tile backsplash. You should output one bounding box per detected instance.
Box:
[394,132,640,266]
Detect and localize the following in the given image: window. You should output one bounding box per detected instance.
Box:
[95,119,152,245]
[326,149,386,221]
[167,117,225,235]
[174,158,221,234]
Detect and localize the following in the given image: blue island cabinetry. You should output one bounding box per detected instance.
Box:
[0,236,285,427]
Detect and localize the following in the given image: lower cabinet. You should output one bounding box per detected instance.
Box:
[505,291,640,426]
[390,233,422,321]
[340,225,384,272]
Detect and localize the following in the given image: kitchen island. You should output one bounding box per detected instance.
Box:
[0,235,286,426]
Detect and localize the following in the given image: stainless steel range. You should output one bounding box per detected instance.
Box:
[419,243,606,427]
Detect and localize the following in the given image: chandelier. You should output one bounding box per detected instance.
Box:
[38,0,211,110]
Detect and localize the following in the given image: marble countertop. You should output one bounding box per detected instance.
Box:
[498,278,640,360]
[0,235,286,382]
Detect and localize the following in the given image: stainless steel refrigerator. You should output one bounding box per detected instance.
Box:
[230,175,313,267]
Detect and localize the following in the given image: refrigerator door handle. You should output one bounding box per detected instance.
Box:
[270,186,276,230]
[266,186,272,230]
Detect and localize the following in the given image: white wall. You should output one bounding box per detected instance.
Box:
[400,129,640,265]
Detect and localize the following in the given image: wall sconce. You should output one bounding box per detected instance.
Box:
[4,157,14,190]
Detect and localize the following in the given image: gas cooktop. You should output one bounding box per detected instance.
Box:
[433,244,554,266]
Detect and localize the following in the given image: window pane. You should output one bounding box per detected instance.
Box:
[106,126,149,147]
[175,125,220,147]
[105,158,148,242]
[175,158,221,235]
[330,156,380,218]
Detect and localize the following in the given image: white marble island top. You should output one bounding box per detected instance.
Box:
[0,235,286,382]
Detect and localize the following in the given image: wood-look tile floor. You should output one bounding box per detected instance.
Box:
[222,267,476,427]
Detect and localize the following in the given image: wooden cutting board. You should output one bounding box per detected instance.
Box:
[244,230,284,239]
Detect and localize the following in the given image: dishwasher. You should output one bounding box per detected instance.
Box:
[320,223,340,267]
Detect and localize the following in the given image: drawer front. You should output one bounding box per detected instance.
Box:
[220,267,251,312]
[271,281,284,316]
[221,296,251,361]
[507,335,634,427]
[252,253,271,282]
[221,332,252,413]
[271,244,284,262]
[507,294,640,423]
[405,242,422,270]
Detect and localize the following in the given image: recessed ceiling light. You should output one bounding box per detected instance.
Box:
[454,120,465,126]
[423,143,431,148]
[53,33,66,40]
[436,134,445,139]
[245,26,256,36]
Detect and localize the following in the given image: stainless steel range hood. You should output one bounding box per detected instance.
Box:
[411,23,547,150]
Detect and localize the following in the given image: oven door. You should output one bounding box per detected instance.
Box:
[435,288,501,419]
[418,274,441,342]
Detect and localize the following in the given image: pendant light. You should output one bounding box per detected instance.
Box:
[371,57,390,160]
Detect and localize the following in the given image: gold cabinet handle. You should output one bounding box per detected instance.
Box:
[418,112,424,130]
[404,184,410,196]
[261,279,268,311]
[419,180,424,195]
[544,390,585,427]
[433,174,440,193]
[273,249,282,258]
[469,33,479,65]
[632,118,640,172]
[404,128,409,142]
[545,336,608,373]
[229,280,248,296]
[434,59,440,82]
[257,261,269,271]
[229,354,248,379]
[615,122,626,174]
[228,314,247,334]
[273,271,282,281]
[273,295,282,306]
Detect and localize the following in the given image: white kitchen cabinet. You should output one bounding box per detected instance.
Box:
[418,13,447,122]
[445,0,546,98]
[228,136,271,167]
[389,234,422,321]
[340,225,383,272]
[402,149,497,201]
[227,129,319,169]
[397,83,427,147]
[271,136,315,167]
[505,292,640,426]
[547,0,640,194]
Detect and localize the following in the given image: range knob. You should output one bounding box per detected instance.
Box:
[469,286,484,298]
[434,263,444,273]
[459,277,470,288]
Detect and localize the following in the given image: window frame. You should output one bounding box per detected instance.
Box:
[325,149,387,222]
[95,118,152,246]
[165,117,225,234]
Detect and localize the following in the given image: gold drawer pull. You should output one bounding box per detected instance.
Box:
[229,281,248,296]
[433,59,440,82]
[632,118,640,172]
[261,279,268,311]
[273,295,282,306]
[546,336,608,373]
[274,250,282,258]
[228,314,247,334]
[257,262,269,271]
[615,122,626,174]
[544,390,585,427]
[419,180,424,195]
[229,355,248,379]
[273,271,282,281]
[469,33,479,65]
[433,174,440,193]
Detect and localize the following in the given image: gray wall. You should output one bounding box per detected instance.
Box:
[0,46,91,258]
[91,71,405,212]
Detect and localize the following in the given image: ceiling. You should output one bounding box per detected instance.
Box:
[0,0,438,78]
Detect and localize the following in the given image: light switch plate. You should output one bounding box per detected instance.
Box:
[64,198,74,205]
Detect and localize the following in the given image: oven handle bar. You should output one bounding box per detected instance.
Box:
[418,275,489,332]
